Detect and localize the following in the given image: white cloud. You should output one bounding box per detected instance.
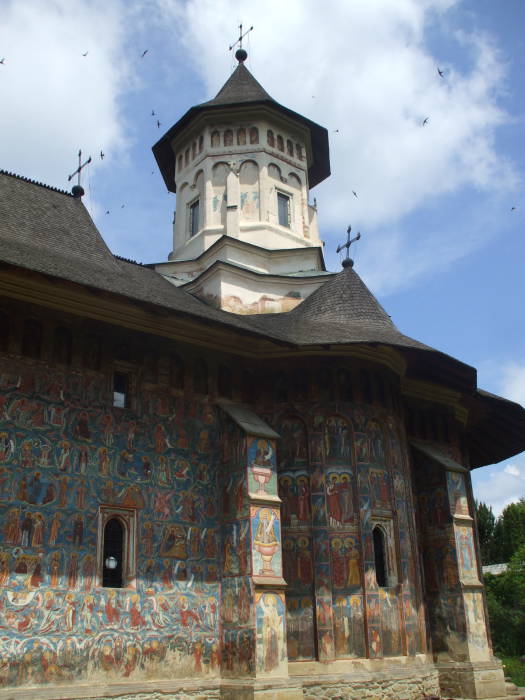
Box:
[472,460,525,516]
[0,0,131,192]
[500,362,525,407]
[156,0,518,293]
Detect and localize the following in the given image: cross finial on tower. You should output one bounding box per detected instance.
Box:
[336,225,361,268]
[229,23,253,62]
[68,149,92,198]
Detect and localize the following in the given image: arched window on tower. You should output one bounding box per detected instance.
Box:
[192,141,197,159]
[373,525,388,587]
[22,319,42,359]
[267,130,275,147]
[237,128,246,145]
[295,143,304,160]
[276,134,284,152]
[198,134,204,153]
[184,148,190,166]
[103,517,124,588]
[211,130,220,147]
[286,139,294,157]
[224,130,233,147]
[250,126,259,144]
[0,311,9,352]
[177,154,183,172]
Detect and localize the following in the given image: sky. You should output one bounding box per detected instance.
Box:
[1,0,524,516]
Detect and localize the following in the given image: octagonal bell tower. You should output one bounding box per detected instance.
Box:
[152,50,335,314]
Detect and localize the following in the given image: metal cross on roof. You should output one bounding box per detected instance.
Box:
[68,149,92,198]
[336,225,361,268]
[229,23,253,57]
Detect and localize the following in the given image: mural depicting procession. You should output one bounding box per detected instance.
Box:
[0,360,221,686]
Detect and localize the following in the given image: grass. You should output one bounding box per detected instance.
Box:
[501,656,525,687]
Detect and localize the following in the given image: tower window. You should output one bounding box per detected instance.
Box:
[373,525,387,587]
[211,130,220,147]
[177,155,183,171]
[237,128,246,145]
[224,130,233,146]
[267,130,275,147]
[277,192,291,228]
[113,371,129,408]
[189,199,200,237]
[192,141,197,159]
[286,139,294,156]
[198,134,204,153]
[250,127,259,144]
[295,143,304,160]
[277,134,284,152]
[103,517,124,587]
[184,148,190,166]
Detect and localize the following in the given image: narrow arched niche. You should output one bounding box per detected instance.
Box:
[373,525,387,587]
[103,517,124,588]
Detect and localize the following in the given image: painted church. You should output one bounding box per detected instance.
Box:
[0,46,524,700]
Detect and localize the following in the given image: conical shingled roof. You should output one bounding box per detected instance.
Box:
[250,265,430,350]
[200,62,275,107]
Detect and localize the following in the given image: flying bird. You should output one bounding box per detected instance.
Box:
[334,129,339,133]
[511,206,517,211]
[0,58,5,65]
[100,151,104,160]
[81,51,88,57]
[121,204,125,208]
[352,191,358,198]
[422,117,429,126]
[141,49,148,58]
[151,109,155,116]
[105,210,110,215]
[156,120,161,128]
[437,67,444,78]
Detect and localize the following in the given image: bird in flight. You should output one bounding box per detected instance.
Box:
[422,117,429,126]
[352,191,358,198]
[121,204,125,208]
[334,129,339,133]
[511,206,517,211]
[100,151,105,160]
[151,109,155,116]
[141,50,148,58]
[437,67,444,78]
[156,120,161,128]
[105,210,110,215]
[82,51,88,57]
[0,58,5,65]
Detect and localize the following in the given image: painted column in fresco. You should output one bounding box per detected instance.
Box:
[219,412,287,679]
[414,446,490,662]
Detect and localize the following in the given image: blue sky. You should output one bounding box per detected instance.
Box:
[1,0,524,515]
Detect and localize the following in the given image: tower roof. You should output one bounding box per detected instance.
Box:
[152,60,330,193]
[200,62,274,107]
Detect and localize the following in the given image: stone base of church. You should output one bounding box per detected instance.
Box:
[0,659,510,700]
[436,658,508,699]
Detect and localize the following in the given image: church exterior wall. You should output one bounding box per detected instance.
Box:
[0,298,502,698]
[0,303,222,690]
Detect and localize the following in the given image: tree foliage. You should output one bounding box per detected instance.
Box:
[476,498,525,564]
[485,543,525,655]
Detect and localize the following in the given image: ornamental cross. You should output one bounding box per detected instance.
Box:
[336,225,361,268]
[68,149,92,187]
[229,23,253,52]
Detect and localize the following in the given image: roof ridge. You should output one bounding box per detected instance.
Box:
[114,254,144,267]
[0,170,73,197]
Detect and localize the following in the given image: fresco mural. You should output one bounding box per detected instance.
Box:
[447,471,469,516]
[255,591,287,676]
[251,507,282,578]
[0,360,221,687]
[455,525,478,583]
[247,437,277,499]
[333,594,366,658]
[464,590,489,655]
